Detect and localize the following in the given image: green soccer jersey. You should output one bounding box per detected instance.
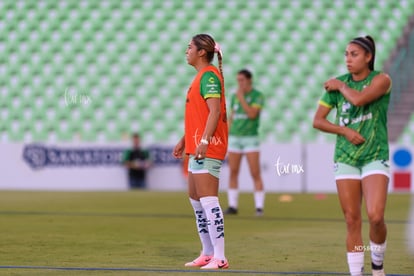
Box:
[230,89,264,136]
[319,70,391,166]
[200,71,221,99]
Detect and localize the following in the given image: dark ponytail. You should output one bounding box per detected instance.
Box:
[350,35,376,70]
[365,36,375,70]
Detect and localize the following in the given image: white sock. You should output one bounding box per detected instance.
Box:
[254,190,265,209]
[189,198,214,256]
[370,240,386,269]
[227,188,239,209]
[347,252,364,276]
[200,196,226,260]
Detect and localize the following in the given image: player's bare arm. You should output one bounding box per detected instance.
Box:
[324,73,391,107]
[173,135,185,159]
[313,104,365,145]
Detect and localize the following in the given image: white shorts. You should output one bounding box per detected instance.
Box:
[334,160,390,180]
[228,136,260,153]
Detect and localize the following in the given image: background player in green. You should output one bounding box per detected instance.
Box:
[122,133,152,189]
[225,69,265,216]
[313,35,391,276]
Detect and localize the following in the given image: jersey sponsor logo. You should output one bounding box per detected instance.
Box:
[339,101,352,126]
[206,83,219,93]
[233,113,248,120]
[206,77,218,92]
[350,112,372,124]
[339,117,350,126]
[341,101,351,112]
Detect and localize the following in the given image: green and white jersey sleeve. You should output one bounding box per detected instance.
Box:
[200,71,221,99]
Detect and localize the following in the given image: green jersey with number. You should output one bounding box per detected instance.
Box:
[319,70,391,166]
[230,89,264,136]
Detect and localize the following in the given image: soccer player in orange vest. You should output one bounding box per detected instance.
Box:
[173,34,229,269]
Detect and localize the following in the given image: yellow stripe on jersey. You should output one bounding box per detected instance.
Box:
[251,103,262,109]
[319,100,332,108]
[204,94,221,99]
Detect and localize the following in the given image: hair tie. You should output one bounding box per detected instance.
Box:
[214,42,223,57]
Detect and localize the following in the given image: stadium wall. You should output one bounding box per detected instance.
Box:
[0,143,413,193]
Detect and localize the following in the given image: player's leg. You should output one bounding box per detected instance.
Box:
[336,163,364,276]
[137,178,146,189]
[185,164,214,267]
[192,157,228,269]
[361,160,390,275]
[226,151,242,214]
[245,150,265,215]
[128,177,138,189]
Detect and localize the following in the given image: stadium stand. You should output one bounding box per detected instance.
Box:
[0,0,413,143]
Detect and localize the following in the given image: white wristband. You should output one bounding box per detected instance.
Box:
[200,139,209,145]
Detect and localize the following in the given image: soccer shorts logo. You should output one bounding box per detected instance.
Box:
[381,160,390,168]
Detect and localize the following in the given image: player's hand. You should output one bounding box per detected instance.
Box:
[236,87,245,100]
[324,78,345,92]
[342,127,365,145]
[194,144,207,160]
[172,139,185,159]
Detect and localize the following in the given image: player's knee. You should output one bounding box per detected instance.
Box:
[251,172,261,182]
[229,168,240,177]
[367,211,384,227]
[344,211,362,229]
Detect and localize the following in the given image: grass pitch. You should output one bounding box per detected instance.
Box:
[0,191,412,275]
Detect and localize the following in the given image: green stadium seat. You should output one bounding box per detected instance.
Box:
[0,0,412,143]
